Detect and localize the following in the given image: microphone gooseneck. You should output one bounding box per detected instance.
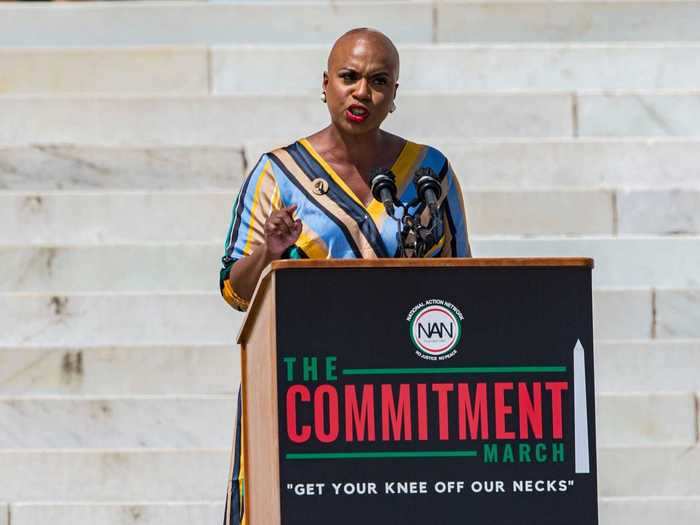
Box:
[393,167,443,258]
[369,168,398,217]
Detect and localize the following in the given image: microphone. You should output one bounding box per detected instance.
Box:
[369,168,397,216]
[413,167,442,220]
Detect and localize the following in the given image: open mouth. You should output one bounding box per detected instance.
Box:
[346,105,369,123]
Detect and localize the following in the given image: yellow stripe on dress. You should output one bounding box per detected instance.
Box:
[271,180,282,210]
[366,141,424,224]
[296,226,329,259]
[425,234,446,258]
[242,160,275,257]
[222,279,250,311]
[239,403,247,525]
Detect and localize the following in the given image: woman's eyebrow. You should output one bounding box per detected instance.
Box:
[337,68,390,77]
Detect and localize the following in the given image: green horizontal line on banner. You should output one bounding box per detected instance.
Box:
[342,366,567,376]
[286,451,478,460]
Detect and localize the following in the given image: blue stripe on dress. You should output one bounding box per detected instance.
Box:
[420,146,447,177]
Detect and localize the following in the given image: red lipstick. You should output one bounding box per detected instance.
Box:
[346,105,369,123]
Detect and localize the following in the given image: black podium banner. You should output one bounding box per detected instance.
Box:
[275,265,598,525]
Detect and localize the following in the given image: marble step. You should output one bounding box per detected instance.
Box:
[599,446,700,497]
[0,288,671,345]
[0,1,433,47]
[617,189,700,235]
[3,93,700,147]
[0,449,230,502]
[595,393,697,447]
[0,292,242,347]
[0,47,209,95]
[1,239,699,291]
[214,44,700,94]
[1,341,699,396]
[0,94,573,146]
[0,190,616,241]
[0,396,236,449]
[656,290,700,339]
[1,447,700,501]
[0,146,244,191]
[3,140,700,191]
[0,345,238,396]
[0,393,692,448]
[600,497,700,525]
[579,92,700,137]
[5,499,700,525]
[436,1,700,43]
[596,341,700,394]
[434,139,700,188]
[3,1,700,46]
[4,499,700,525]
[472,238,700,288]
[7,502,222,525]
[6,189,695,239]
[7,44,700,95]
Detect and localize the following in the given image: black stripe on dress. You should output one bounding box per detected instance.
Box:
[438,159,449,181]
[224,168,255,258]
[439,160,457,257]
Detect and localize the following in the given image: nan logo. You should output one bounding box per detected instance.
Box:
[407,299,464,361]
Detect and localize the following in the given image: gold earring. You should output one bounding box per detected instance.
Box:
[320,92,327,103]
[389,101,396,113]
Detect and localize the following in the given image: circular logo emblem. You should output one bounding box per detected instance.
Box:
[312,178,329,195]
[407,300,463,361]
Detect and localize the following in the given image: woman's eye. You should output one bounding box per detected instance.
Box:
[340,72,356,82]
[373,77,388,85]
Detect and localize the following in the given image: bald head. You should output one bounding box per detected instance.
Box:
[327,28,400,79]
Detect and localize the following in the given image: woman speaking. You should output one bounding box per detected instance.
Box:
[219,28,471,524]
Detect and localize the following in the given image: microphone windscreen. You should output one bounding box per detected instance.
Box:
[369,168,397,202]
[413,167,442,201]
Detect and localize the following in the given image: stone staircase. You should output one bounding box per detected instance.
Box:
[1,1,699,523]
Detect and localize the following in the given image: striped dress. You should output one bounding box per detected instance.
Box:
[220,138,471,524]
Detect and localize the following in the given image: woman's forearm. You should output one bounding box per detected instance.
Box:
[228,243,274,302]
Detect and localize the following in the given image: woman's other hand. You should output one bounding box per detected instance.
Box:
[227,204,302,303]
[265,204,303,258]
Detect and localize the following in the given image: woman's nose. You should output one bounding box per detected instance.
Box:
[354,78,371,100]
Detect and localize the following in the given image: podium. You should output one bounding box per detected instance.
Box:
[237,258,598,525]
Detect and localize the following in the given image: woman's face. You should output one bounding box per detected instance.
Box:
[323,34,399,136]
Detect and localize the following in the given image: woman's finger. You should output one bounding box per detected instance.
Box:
[269,218,291,237]
[277,210,296,231]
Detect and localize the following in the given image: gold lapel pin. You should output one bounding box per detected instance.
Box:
[312,178,329,196]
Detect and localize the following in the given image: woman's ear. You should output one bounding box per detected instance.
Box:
[393,82,399,99]
[323,71,329,91]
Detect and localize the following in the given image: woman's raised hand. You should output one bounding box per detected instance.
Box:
[264,204,303,258]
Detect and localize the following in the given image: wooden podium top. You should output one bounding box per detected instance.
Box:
[238,257,593,342]
[270,257,593,271]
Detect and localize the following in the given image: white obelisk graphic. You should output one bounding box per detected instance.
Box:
[574,339,590,474]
